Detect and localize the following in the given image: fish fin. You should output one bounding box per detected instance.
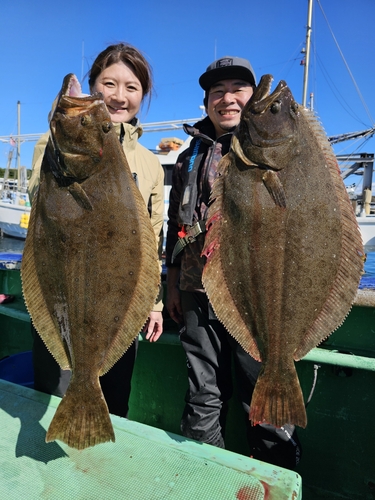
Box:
[294,109,364,360]
[202,154,261,361]
[262,170,286,208]
[21,198,71,369]
[250,362,307,428]
[99,171,161,375]
[231,135,257,166]
[203,252,261,360]
[46,376,115,450]
[68,182,93,210]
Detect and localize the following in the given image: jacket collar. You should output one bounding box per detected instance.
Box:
[112,118,142,151]
[183,116,232,146]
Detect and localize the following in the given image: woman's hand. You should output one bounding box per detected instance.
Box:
[143,311,163,342]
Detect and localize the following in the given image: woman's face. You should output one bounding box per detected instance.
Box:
[91,61,143,123]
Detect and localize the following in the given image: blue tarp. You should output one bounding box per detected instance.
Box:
[0,252,22,270]
[359,275,375,289]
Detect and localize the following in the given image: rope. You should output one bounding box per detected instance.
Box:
[305,363,321,408]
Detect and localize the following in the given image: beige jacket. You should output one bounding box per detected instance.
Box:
[28,120,164,311]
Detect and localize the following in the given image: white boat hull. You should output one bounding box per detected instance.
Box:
[0,201,30,239]
[357,216,375,250]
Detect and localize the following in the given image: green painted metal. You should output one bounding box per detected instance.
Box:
[322,304,375,358]
[0,299,30,323]
[296,359,375,499]
[0,269,32,359]
[0,266,23,297]
[0,379,302,500]
[303,347,375,371]
[0,315,32,359]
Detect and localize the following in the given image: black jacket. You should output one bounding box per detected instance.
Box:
[165,116,232,291]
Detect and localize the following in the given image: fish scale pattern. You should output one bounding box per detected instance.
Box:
[202,74,364,428]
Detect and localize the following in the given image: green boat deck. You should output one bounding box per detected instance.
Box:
[0,379,301,500]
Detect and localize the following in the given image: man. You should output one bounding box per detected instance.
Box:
[165,56,301,469]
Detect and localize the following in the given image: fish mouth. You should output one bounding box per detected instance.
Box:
[48,73,111,183]
[249,74,288,114]
[239,74,297,147]
[49,74,104,120]
[61,152,89,161]
[58,91,104,118]
[231,74,298,170]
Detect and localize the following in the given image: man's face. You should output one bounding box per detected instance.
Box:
[206,79,254,138]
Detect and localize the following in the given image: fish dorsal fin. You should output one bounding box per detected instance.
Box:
[294,108,364,359]
[21,198,71,369]
[202,153,261,361]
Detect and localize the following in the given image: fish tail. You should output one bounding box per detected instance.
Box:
[249,364,307,428]
[46,378,115,450]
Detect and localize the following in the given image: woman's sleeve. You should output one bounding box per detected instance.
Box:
[28,131,50,204]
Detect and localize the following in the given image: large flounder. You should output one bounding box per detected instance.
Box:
[202,74,364,428]
[21,74,160,449]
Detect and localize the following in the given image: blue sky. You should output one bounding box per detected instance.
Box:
[1,0,374,186]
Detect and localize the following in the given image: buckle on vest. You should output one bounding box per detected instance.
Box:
[171,220,206,263]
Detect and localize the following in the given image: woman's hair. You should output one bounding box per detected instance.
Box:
[88,43,153,106]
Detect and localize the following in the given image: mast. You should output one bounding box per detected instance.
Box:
[302,0,313,107]
[17,100,21,173]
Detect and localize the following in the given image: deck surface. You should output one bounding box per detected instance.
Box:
[0,379,301,500]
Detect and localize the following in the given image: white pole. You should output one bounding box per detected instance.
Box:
[302,0,313,107]
[17,100,21,171]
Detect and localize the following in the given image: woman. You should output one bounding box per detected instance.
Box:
[29,43,164,418]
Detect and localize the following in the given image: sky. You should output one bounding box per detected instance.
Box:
[0,0,374,188]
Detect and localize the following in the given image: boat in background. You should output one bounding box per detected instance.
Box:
[337,151,375,249]
[301,0,375,250]
[357,215,375,249]
[154,136,192,253]
[0,148,30,239]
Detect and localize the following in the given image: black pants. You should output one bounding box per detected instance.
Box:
[180,290,302,470]
[31,325,137,418]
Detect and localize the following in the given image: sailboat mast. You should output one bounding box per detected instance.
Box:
[17,100,21,173]
[302,0,313,107]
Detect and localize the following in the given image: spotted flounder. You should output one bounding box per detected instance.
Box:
[21,74,160,449]
[202,74,364,428]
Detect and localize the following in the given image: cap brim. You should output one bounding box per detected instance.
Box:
[199,66,256,90]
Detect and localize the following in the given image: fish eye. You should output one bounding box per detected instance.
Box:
[102,121,112,133]
[81,115,91,126]
[291,101,299,112]
[270,101,281,114]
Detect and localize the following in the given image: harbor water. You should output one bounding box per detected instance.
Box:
[363,250,375,276]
